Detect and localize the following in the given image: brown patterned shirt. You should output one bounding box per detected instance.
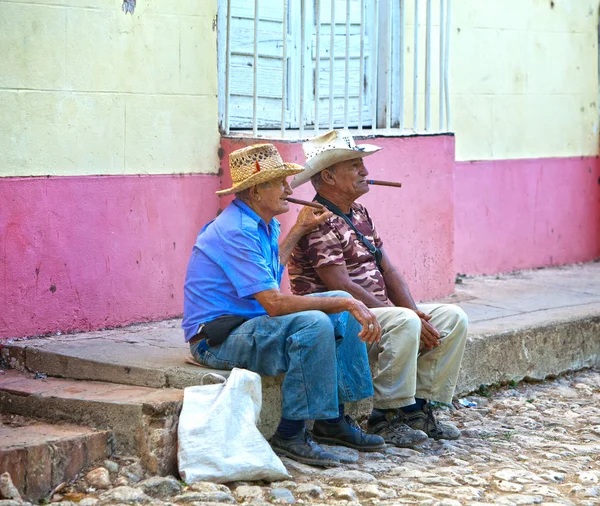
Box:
[289,201,389,303]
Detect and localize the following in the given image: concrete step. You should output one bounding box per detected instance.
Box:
[455,312,600,396]
[1,263,599,441]
[0,320,200,389]
[0,370,182,476]
[0,414,111,501]
[0,320,284,436]
[446,264,600,395]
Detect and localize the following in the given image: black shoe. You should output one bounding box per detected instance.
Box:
[269,428,342,467]
[403,402,461,440]
[367,412,428,448]
[312,415,386,452]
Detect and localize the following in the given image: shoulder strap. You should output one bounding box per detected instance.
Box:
[314,194,383,270]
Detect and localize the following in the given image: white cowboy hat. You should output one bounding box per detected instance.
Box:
[217,143,304,196]
[291,130,381,188]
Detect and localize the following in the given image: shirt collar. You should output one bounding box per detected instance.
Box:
[232,198,279,233]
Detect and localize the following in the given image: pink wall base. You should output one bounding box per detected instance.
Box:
[455,157,600,274]
[220,135,457,302]
[0,174,219,338]
[3,138,598,340]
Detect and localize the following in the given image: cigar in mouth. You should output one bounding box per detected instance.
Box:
[285,197,326,210]
[367,179,403,188]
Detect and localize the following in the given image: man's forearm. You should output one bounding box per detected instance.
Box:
[383,268,418,310]
[253,287,381,343]
[332,279,391,309]
[259,291,353,317]
[279,225,304,265]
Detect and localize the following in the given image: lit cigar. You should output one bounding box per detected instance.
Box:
[367,179,403,188]
[286,197,326,210]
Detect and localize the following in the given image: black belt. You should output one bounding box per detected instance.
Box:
[189,331,206,346]
[189,335,206,345]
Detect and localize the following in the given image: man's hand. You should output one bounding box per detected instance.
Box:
[346,299,381,344]
[293,205,332,236]
[415,310,440,351]
[280,205,333,265]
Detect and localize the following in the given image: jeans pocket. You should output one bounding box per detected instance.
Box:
[190,342,208,365]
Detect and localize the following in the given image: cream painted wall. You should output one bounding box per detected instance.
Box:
[451,0,599,161]
[0,0,220,177]
[2,0,597,172]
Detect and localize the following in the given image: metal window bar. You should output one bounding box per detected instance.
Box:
[221,0,451,137]
[412,0,419,131]
[444,0,451,131]
[398,0,405,131]
[438,0,445,130]
[357,0,364,131]
[386,0,392,130]
[371,0,379,130]
[329,0,335,130]
[223,0,232,135]
[281,0,288,137]
[252,0,260,136]
[424,0,432,131]
[314,0,321,133]
[300,0,306,137]
[344,0,351,128]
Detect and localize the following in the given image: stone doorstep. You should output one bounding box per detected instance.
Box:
[0,418,111,502]
[1,346,174,389]
[0,315,598,470]
[0,334,288,390]
[4,316,599,403]
[455,316,600,396]
[0,370,183,477]
[0,338,285,436]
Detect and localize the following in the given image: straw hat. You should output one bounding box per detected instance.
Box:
[217,144,304,196]
[291,130,381,188]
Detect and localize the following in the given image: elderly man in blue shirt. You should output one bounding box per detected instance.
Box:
[183,144,385,467]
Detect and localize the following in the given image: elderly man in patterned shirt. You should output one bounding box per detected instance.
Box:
[288,130,469,447]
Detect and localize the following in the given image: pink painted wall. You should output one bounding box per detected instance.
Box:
[220,135,457,302]
[454,157,600,274]
[0,174,220,339]
[5,137,596,340]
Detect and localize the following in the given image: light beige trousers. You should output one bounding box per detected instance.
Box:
[367,304,468,409]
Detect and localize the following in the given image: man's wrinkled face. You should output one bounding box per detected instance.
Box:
[257,176,293,216]
[327,157,369,198]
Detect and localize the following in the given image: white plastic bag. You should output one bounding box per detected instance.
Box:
[177,367,291,483]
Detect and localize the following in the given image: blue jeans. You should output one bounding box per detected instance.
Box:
[190,291,374,420]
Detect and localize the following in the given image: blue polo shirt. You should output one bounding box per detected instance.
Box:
[182,199,285,342]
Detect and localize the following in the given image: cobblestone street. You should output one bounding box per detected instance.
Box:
[270,368,600,506]
[21,368,598,506]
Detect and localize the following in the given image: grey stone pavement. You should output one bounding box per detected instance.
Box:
[24,368,600,506]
